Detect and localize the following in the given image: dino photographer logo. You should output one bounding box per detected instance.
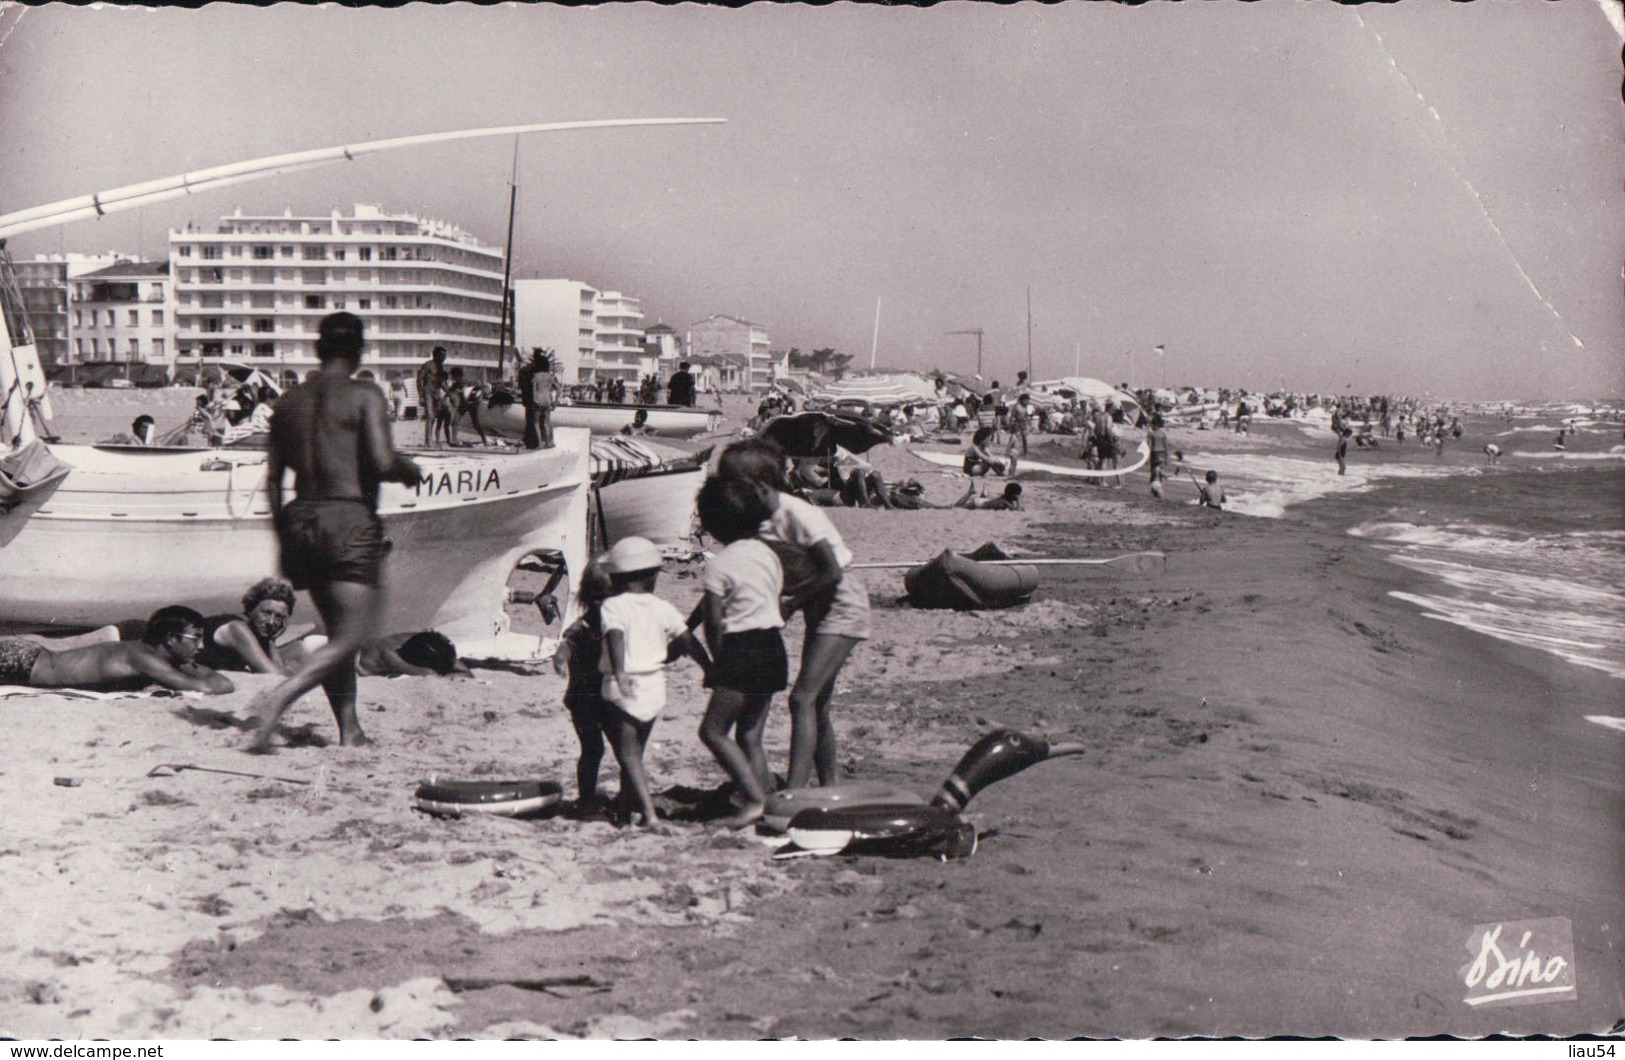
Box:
[1460,917,1577,1009]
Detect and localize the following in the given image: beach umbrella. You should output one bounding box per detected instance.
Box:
[758,410,894,457]
[1035,376,1140,411]
[813,375,930,407]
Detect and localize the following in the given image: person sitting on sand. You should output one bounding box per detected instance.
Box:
[0,606,234,695]
[597,536,701,828]
[1195,469,1226,510]
[196,577,299,674]
[963,426,1007,478]
[695,477,787,828]
[954,481,1023,511]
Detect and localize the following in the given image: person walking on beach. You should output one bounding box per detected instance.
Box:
[1146,414,1170,497]
[1335,427,1352,476]
[244,312,422,752]
[416,346,449,448]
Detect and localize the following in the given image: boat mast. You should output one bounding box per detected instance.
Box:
[1025,285,1033,382]
[869,296,882,371]
[497,137,520,380]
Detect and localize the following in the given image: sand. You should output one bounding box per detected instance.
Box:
[2,390,1619,1039]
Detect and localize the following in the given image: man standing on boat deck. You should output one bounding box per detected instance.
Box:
[244,312,422,752]
[517,348,556,450]
[416,346,449,448]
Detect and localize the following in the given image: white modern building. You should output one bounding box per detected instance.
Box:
[510,279,655,386]
[687,314,778,393]
[13,252,127,368]
[70,260,173,369]
[169,204,506,384]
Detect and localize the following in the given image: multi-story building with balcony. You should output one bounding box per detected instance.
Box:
[511,280,655,386]
[169,204,506,384]
[593,290,651,385]
[12,253,124,367]
[686,314,776,393]
[70,260,173,369]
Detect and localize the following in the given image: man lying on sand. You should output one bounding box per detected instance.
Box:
[0,606,234,695]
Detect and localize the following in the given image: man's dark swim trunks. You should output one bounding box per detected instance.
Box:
[0,638,45,683]
[278,498,387,590]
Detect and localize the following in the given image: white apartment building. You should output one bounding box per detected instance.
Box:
[169,204,506,383]
[14,253,126,368]
[594,290,652,384]
[70,260,173,368]
[510,280,654,386]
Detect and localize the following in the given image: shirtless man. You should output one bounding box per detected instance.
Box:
[244,312,421,751]
[0,605,234,694]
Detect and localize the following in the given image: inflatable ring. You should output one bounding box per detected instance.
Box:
[414,778,564,819]
[762,782,923,833]
[783,804,977,859]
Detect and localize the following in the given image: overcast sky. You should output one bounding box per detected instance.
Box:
[1,1,1618,400]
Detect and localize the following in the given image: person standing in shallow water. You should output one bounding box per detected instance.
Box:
[244,312,422,752]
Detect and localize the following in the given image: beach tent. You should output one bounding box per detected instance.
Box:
[1034,376,1141,412]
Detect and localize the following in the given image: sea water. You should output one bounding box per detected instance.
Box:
[1178,404,1625,684]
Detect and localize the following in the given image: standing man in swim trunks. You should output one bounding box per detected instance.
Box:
[244,312,422,752]
[416,346,449,449]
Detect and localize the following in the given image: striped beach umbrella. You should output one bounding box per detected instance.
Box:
[813,375,933,407]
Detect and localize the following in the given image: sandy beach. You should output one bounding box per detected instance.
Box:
[2,390,1619,1039]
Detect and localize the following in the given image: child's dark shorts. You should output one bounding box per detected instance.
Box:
[704,627,788,695]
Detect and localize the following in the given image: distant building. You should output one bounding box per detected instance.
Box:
[70,260,173,369]
[686,314,774,393]
[13,253,125,367]
[511,279,655,386]
[644,322,684,378]
[691,353,749,394]
[169,203,506,384]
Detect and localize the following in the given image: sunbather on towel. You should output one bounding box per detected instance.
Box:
[0,606,234,694]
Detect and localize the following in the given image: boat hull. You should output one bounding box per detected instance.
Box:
[485,400,722,439]
[0,431,592,645]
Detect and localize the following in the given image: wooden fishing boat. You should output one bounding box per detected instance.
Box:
[0,428,592,647]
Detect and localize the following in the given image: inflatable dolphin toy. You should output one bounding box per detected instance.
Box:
[768,729,1086,860]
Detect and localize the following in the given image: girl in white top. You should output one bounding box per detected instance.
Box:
[695,476,787,829]
[598,536,699,827]
[716,439,869,792]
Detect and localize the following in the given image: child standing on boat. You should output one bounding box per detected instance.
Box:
[695,476,790,828]
[598,537,697,827]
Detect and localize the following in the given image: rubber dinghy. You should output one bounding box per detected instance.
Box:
[769,728,1086,859]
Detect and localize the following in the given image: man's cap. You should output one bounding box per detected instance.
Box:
[603,536,662,575]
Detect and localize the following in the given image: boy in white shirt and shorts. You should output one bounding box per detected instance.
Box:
[598,536,699,827]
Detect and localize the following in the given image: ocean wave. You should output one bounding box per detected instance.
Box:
[1390,590,1625,681]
